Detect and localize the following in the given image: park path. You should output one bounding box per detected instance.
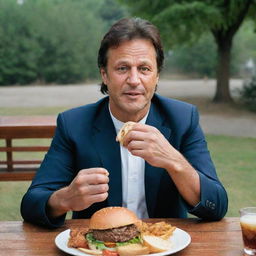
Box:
[0,79,243,107]
[0,79,256,138]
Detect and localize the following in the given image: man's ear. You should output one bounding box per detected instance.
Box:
[156,73,159,84]
[100,68,108,85]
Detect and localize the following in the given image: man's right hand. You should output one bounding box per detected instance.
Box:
[47,168,109,218]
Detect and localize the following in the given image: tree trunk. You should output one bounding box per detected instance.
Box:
[213,35,233,103]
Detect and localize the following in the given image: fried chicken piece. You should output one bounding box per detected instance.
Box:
[68,227,89,248]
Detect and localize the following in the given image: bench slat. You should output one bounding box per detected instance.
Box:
[0,160,42,165]
[0,146,50,152]
[0,171,36,181]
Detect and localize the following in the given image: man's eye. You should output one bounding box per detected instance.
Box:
[117,66,128,72]
[139,66,150,72]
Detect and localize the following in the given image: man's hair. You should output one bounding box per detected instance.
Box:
[98,17,164,94]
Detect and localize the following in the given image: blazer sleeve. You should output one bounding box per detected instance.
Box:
[181,106,228,220]
[20,114,76,228]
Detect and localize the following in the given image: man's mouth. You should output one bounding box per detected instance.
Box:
[124,91,143,97]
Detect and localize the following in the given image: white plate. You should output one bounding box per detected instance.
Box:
[55,228,191,256]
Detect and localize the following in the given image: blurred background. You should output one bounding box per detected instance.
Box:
[0,0,256,87]
[0,0,256,220]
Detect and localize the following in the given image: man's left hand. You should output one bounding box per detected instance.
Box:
[122,123,181,170]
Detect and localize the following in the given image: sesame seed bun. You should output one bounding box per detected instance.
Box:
[89,207,139,230]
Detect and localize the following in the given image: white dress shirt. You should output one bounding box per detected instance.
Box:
[109,107,149,219]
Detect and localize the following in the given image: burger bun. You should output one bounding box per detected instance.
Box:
[117,244,150,255]
[89,207,139,230]
[78,247,102,255]
[142,235,173,253]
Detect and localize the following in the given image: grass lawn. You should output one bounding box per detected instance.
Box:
[0,134,255,220]
[206,135,256,217]
[0,106,68,116]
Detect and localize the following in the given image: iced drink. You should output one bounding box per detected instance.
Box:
[240,208,256,255]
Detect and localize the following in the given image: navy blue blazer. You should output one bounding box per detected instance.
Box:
[21,94,228,227]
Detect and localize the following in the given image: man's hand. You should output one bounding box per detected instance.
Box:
[123,123,200,207]
[47,168,109,218]
[123,123,180,170]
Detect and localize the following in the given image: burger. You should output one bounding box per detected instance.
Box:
[69,207,174,255]
[85,207,144,253]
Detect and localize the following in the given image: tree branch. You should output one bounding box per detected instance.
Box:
[228,0,253,37]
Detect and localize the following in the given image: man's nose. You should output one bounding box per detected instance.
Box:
[127,68,140,86]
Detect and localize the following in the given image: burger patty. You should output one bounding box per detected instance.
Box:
[92,224,139,243]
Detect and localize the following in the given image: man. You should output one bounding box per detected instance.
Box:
[21,17,228,228]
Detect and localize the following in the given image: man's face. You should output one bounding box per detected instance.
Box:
[100,39,159,122]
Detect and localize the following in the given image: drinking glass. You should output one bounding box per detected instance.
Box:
[240,207,256,255]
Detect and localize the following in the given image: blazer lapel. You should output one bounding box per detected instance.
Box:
[92,100,122,207]
[145,101,172,217]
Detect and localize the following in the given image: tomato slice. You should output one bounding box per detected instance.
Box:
[103,242,116,248]
[102,249,119,256]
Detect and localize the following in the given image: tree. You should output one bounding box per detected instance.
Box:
[33,0,105,84]
[165,33,217,78]
[119,0,256,103]
[99,0,128,30]
[0,0,127,85]
[0,0,41,84]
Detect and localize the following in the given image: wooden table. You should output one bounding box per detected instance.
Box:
[0,218,244,256]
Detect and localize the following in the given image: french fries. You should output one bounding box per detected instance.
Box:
[138,221,176,240]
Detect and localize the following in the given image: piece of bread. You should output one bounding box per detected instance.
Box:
[117,243,150,255]
[78,247,102,255]
[142,235,172,253]
[116,121,136,145]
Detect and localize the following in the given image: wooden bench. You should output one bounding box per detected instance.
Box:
[0,116,56,181]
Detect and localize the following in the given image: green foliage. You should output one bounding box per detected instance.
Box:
[99,0,128,30]
[0,0,41,84]
[163,20,256,78]
[164,33,217,77]
[239,74,256,111]
[33,0,104,84]
[1,0,255,85]
[119,0,256,102]
[233,21,256,68]
[0,0,127,85]
[119,0,255,46]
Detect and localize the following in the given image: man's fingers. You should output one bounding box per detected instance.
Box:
[126,140,145,151]
[89,173,109,185]
[76,168,109,184]
[87,192,109,204]
[74,173,109,187]
[79,183,109,196]
[79,167,109,176]
[123,130,145,147]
